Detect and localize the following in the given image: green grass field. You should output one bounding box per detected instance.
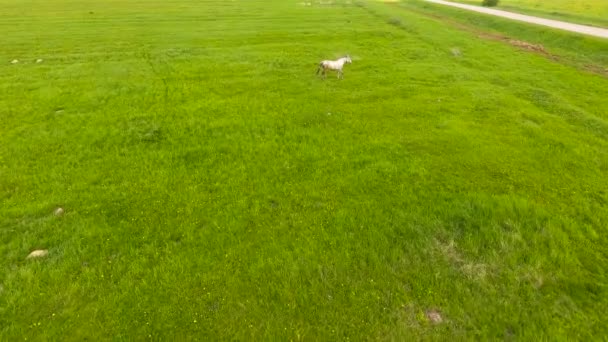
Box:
[451,0,608,27]
[1,0,608,339]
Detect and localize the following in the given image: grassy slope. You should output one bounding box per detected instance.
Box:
[406,1,608,75]
[1,0,607,339]
[450,0,608,27]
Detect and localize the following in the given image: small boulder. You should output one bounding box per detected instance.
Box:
[54,207,64,216]
[27,249,49,259]
[11,59,19,64]
[36,59,44,63]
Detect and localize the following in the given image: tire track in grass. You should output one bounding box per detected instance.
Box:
[142,50,169,104]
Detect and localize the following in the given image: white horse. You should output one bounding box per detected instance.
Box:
[316,56,352,79]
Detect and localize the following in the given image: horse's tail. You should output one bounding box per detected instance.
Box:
[316,62,325,75]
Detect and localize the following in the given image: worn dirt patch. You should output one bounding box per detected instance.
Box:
[435,239,490,281]
[584,64,608,75]
[426,309,443,324]
[508,39,547,53]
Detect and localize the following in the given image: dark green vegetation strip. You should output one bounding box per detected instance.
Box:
[1,0,607,339]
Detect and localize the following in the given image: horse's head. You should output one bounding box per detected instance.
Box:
[344,55,352,64]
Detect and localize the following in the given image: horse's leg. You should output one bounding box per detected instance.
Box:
[338,69,343,79]
[322,68,326,80]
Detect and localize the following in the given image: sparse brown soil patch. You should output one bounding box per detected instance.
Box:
[426,309,443,324]
[507,39,547,53]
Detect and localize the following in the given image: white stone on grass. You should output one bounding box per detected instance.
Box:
[27,250,49,259]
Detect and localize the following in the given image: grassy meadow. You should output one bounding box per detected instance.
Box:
[1,0,608,339]
[451,0,608,27]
